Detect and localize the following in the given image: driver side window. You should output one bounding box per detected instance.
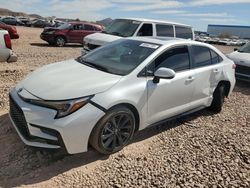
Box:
[137,24,153,36]
[147,46,190,76]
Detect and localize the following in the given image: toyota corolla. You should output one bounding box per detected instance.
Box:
[9,37,235,154]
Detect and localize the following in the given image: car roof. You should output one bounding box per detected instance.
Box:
[126,36,214,47]
[119,18,192,28]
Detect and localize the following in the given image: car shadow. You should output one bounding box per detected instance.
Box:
[30,43,82,48]
[0,108,215,187]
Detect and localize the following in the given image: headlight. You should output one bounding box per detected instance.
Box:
[26,96,92,119]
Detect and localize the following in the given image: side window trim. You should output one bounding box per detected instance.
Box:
[137,45,191,77]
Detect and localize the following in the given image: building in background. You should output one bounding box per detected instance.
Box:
[207,25,250,39]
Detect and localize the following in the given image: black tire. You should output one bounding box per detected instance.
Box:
[89,106,136,154]
[209,84,225,113]
[55,36,66,47]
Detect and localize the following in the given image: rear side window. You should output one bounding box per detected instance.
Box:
[137,24,153,36]
[210,50,223,64]
[73,24,84,30]
[154,46,190,72]
[156,24,174,37]
[85,24,95,31]
[175,26,193,39]
[191,46,211,68]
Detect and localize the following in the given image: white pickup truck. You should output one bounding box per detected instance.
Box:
[0,30,17,63]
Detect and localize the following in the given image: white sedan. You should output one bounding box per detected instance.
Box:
[227,42,250,82]
[0,30,17,63]
[9,37,235,155]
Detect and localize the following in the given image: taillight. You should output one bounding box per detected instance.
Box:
[4,34,12,49]
[232,63,236,69]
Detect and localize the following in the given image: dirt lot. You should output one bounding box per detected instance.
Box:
[0,27,249,187]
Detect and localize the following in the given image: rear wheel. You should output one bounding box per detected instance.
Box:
[209,84,225,113]
[55,36,66,47]
[90,106,136,154]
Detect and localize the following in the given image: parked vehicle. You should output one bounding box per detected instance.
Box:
[40,22,103,46]
[82,18,194,54]
[227,42,250,82]
[27,19,52,28]
[9,37,235,155]
[0,16,24,26]
[18,17,30,26]
[0,30,17,62]
[0,21,19,39]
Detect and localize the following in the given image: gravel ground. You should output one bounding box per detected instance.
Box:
[0,27,249,187]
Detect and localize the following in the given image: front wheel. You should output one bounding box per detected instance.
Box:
[55,36,66,47]
[209,85,225,113]
[89,106,136,154]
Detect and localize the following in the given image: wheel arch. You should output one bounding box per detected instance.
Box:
[217,80,231,97]
[87,102,140,151]
[109,103,140,132]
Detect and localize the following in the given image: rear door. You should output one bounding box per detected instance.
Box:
[67,24,84,43]
[81,24,97,42]
[146,45,196,125]
[190,45,224,107]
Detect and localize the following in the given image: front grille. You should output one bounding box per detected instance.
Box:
[9,95,31,139]
[9,94,66,152]
[236,65,250,75]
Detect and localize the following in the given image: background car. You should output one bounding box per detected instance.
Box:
[9,38,235,155]
[17,17,30,26]
[40,21,103,46]
[82,18,194,54]
[227,42,250,81]
[0,21,19,39]
[26,19,52,28]
[0,30,17,62]
[0,16,24,26]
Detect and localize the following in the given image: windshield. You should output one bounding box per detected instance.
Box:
[57,22,71,29]
[238,42,250,53]
[76,39,160,75]
[104,19,141,37]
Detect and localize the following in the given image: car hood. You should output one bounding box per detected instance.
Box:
[84,33,122,46]
[17,59,122,100]
[227,51,250,66]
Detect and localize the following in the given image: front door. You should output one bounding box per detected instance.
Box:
[146,46,196,125]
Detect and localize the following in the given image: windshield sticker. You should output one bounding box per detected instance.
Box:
[140,43,159,49]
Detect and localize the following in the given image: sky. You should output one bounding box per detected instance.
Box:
[1,0,250,31]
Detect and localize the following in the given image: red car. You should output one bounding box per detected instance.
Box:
[40,22,103,47]
[0,21,19,39]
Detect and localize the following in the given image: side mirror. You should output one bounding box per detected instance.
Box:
[153,67,175,83]
[234,48,238,51]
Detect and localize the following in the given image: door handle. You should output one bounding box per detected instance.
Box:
[186,76,195,81]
